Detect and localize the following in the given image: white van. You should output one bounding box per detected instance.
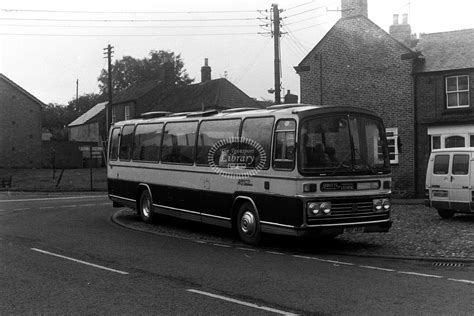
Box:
[425,148,474,218]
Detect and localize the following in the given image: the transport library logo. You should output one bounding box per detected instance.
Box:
[208,136,266,179]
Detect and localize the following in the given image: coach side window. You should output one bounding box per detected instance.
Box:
[109,127,121,161]
[119,125,135,161]
[132,123,163,162]
[162,121,197,164]
[241,117,274,170]
[273,120,296,170]
[196,119,241,166]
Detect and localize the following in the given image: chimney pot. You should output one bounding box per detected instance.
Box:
[393,14,399,25]
[402,13,408,24]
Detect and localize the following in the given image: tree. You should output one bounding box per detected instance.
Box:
[98,50,194,95]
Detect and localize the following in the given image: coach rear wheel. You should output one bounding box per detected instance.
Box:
[139,190,154,223]
[237,202,262,245]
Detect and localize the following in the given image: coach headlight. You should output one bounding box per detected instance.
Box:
[373,199,383,211]
[307,202,331,217]
[373,198,390,212]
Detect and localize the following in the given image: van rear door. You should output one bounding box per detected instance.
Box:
[430,153,451,203]
[449,152,471,211]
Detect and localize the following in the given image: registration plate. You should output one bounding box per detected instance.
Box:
[344,227,365,234]
[433,190,448,198]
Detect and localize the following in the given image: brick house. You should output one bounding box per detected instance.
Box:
[0,74,43,168]
[413,29,474,195]
[296,0,474,197]
[295,0,416,196]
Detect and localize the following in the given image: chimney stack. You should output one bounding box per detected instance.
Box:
[201,58,211,83]
[341,0,368,19]
[389,13,413,47]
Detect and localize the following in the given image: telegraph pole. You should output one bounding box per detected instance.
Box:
[103,44,114,134]
[272,3,281,104]
[76,79,79,105]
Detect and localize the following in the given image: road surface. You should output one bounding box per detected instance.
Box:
[1,193,472,314]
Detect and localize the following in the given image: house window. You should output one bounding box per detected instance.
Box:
[125,105,132,120]
[445,135,465,148]
[431,135,441,150]
[446,75,470,108]
[470,134,474,147]
[111,106,117,123]
[386,128,399,164]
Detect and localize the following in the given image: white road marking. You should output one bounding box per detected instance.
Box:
[266,251,284,255]
[0,195,106,203]
[212,243,231,248]
[13,208,31,211]
[359,265,396,272]
[39,206,55,209]
[311,258,354,266]
[31,248,129,275]
[60,205,77,208]
[398,271,443,279]
[448,278,474,285]
[187,289,297,315]
[293,255,312,260]
[236,247,257,252]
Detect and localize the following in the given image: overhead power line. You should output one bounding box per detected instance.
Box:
[0,17,258,22]
[0,8,257,14]
[0,32,259,37]
[0,23,260,29]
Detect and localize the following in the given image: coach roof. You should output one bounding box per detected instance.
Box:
[112,104,380,126]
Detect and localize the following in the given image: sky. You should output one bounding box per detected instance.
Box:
[1,0,474,106]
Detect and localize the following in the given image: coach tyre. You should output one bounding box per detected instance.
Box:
[139,190,154,223]
[237,202,262,245]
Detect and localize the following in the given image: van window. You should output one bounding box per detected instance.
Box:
[119,125,135,161]
[452,154,469,175]
[109,127,121,161]
[132,123,163,162]
[162,121,197,164]
[241,117,274,169]
[433,155,450,174]
[196,119,240,166]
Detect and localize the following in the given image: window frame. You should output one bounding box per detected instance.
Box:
[386,127,399,165]
[452,154,469,175]
[272,119,296,171]
[161,120,198,165]
[131,122,163,163]
[118,124,136,161]
[240,116,275,171]
[108,127,121,161]
[124,105,132,121]
[195,118,242,167]
[445,75,470,109]
[433,154,450,175]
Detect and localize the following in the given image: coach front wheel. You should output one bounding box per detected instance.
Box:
[139,190,154,223]
[237,202,262,245]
